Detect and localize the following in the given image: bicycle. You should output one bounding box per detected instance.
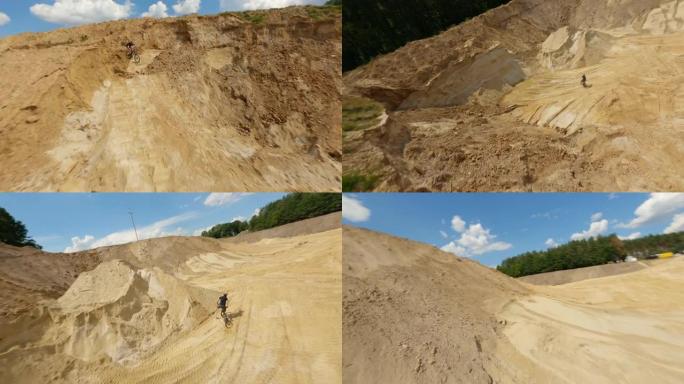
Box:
[219,309,233,328]
[127,48,141,64]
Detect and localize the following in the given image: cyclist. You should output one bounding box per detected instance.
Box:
[217,293,229,317]
[581,74,587,88]
[125,41,136,58]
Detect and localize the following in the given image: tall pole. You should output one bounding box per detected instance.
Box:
[129,210,139,242]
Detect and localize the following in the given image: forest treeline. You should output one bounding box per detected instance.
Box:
[0,207,41,249]
[342,0,509,71]
[201,193,341,239]
[497,232,684,278]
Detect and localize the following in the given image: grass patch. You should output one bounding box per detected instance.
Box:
[305,5,341,20]
[343,96,385,132]
[235,11,266,24]
[343,172,380,192]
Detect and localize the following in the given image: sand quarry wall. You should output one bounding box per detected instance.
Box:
[0,7,342,192]
[0,214,341,383]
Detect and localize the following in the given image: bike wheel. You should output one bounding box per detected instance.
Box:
[134,54,141,64]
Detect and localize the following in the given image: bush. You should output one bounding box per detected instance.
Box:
[342,172,379,192]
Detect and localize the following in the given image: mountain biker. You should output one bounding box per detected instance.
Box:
[581,74,587,88]
[217,293,229,317]
[125,41,136,57]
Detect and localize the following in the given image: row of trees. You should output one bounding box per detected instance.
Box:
[342,0,510,71]
[498,231,684,278]
[202,193,341,239]
[497,236,627,278]
[0,207,41,249]
[623,232,684,257]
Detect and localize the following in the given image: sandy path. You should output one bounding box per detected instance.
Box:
[500,257,684,384]
[100,229,342,384]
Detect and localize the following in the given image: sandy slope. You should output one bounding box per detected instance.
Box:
[0,217,341,383]
[0,7,341,192]
[343,0,684,191]
[518,261,647,285]
[343,226,684,383]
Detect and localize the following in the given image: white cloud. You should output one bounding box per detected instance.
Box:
[203,193,252,206]
[545,238,559,248]
[619,232,642,240]
[664,213,684,234]
[252,208,261,217]
[571,219,609,241]
[441,223,512,258]
[608,193,619,200]
[221,0,308,11]
[451,215,466,233]
[192,225,215,236]
[439,230,448,239]
[30,0,133,25]
[65,235,95,252]
[531,210,559,220]
[142,1,169,17]
[65,213,196,252]
[172,0,200,14]
[241,0,305,10]
[621,193,684,228]
[591,212,603,221]
[342,195,370,222]
[230,216,246,222]
[441,242,467,257]
[0,12,10,26]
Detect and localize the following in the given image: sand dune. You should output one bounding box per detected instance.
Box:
[343,226,684,383]
[0,216,341,383]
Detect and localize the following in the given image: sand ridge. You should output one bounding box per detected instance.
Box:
[343,226,684,383]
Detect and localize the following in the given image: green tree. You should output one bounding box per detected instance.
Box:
[342,0,510,71]
[497,235,628,278]
[0,207,41,249]
[202,193,341,239]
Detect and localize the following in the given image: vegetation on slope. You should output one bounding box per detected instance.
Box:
[202,193,341,239]
[342,0,510,71]
[342,96,384,132]
[498,232,684,277]
[623,232,684,258]
[0,207,41,249]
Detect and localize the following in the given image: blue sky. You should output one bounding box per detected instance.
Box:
[0,0,326,37]
[342,193,684,267]
[0,193,285,252]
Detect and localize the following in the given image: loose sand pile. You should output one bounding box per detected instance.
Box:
[0,6,341,192]
[343,0,684,192]
[0,215,342,383]
[343,227,684,383]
